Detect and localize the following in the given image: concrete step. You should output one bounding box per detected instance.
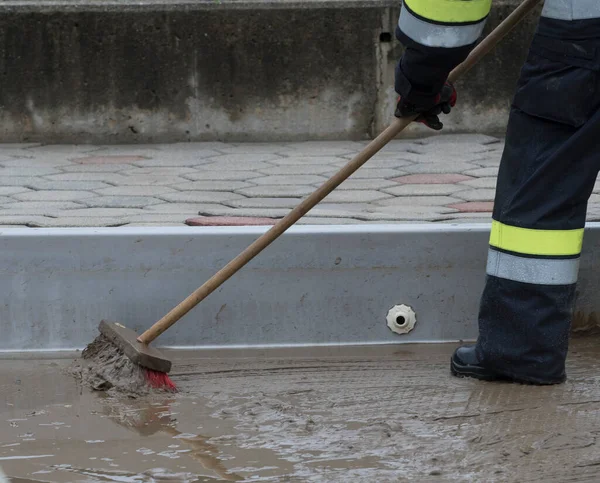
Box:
[1,223,600,351]
[0,0,539,143]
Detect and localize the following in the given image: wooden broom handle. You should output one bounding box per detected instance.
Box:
[138,0,542,344]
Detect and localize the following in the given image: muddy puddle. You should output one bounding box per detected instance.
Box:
[2,339,600,482]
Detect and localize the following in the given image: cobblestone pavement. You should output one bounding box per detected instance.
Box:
[1,134,598,227]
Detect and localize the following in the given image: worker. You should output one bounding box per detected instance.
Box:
[395,0,599,385]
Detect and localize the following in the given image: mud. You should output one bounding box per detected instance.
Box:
[69,335,151,397]
[3,338,600,481]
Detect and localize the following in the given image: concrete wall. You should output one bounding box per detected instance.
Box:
[0,0,541,143]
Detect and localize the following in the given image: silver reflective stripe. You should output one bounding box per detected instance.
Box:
[486,249,579,285]
[398,7,486,48]
[542,0,600,20]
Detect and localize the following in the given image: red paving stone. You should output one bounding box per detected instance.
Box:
[448,201,494,212]
[186,216,278,226]
[72,155,147,164]
[392,173,474,184]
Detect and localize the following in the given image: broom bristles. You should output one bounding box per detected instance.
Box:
[144,368,177,392]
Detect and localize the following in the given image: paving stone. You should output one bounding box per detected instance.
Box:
[130,152,222,167]
[367,205,457,215]
[0,215,51,226]
[13,190,98,202]
[199,160,277,171]
[438,211,494,220]
[198,206,288,218]
[183,170,263,181]
[330,158,414,169]
[416,134,500,145]
[119,167,198,176]
[337,179,398,190]
[81,196,163,208]
[439,217,492,224]
[227,198,303,209]
[0,167,61,176]
[72,155,148,165]
[277,142,362,156]
[55,208,147,217]
[26,144,100,154]
[0,201,84,212]
[186,216,278,226]
[27,217,128,227]
[319,190,392,203]
[382,184,469,196]
[128,214,207,224]
[144,203,228,213]
[268,156,344,166]
[250,175,327,186]
[26,180,112,191]
[256,165,333,176]
[296,217,362,225]
[158,191,245,203]
[0,187,31,196]
[175,181,253,191]
[200,153,282,164]
[458,177,498,189]
[313,203,373,212]
[472,156,502,167]
[236,186,316,198]
[392,173,474,184]
[0,177,45,187]
[0,157,76,167]
[93,186,178,196]
[400,162,477,174]
[308,208,369,218]
[125,222,188,227]
[453,189,496,202]
[462,167,500,177]
[60,164,137,173]
[217,143,293,154]
[447,201,494,212]
[46,173,130,184]
[376,196,463,207]
[410,143,494,156]
[347,168,405,179]
[150,142,227,152]
[357,211,450,222]
[110,175,187,186]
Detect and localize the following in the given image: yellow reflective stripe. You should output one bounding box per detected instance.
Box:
[489,221,584,257]
[405,0,492,24]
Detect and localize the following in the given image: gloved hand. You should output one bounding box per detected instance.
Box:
[395,81,457,131]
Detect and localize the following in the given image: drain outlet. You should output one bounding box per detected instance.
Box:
[386,304,417,335]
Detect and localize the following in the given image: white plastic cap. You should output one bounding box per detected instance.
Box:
[386,304,417,335]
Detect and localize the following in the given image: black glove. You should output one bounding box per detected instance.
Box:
[395,81,457,131]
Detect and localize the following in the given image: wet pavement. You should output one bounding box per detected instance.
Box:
[2,339,600,482]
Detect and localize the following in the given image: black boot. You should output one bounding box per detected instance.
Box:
[450,345,501,381]
[451,345,566,384]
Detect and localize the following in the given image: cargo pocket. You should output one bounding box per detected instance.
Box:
[512,35,600,128]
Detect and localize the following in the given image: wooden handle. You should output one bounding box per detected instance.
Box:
[137,0,542,345]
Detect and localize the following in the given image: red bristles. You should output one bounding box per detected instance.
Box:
[144,368,177,392]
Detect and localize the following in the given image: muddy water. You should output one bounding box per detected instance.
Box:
[2,340,600,482]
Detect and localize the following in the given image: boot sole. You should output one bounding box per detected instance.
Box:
[450,356,501,382]
[450,356,566,385]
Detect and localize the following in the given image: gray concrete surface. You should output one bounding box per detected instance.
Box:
[0,0,538,142]
[2,134,600,227]
[2,338,600,482]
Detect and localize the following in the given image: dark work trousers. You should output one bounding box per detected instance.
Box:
[475,18,600,384]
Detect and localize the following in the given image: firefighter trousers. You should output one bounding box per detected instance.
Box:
[475,22,600,384]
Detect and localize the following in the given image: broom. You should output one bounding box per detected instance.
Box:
[77,0,542,394]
